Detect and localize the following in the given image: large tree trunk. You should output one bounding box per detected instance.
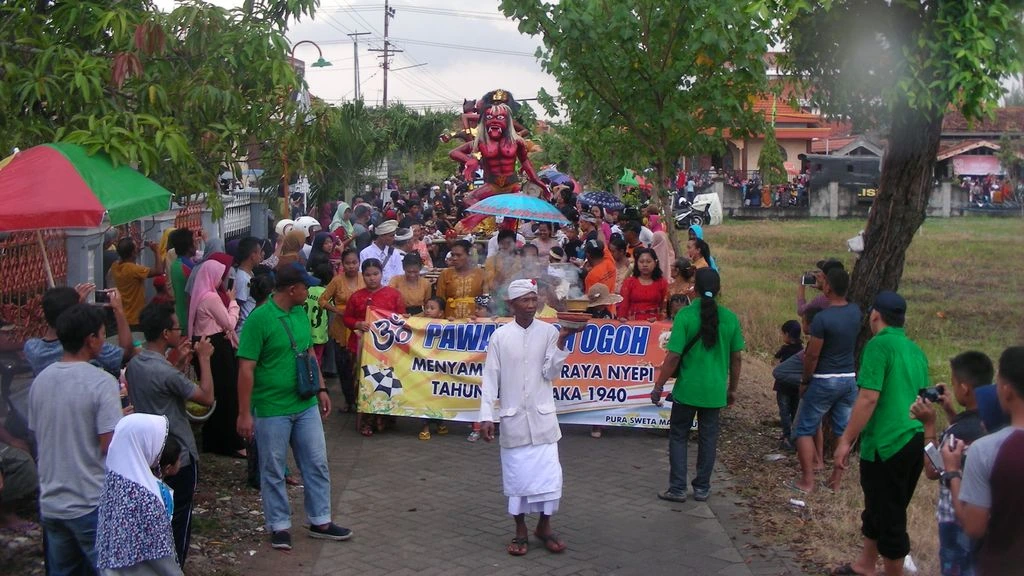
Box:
[848,102,944,341]
[655,161,683,253]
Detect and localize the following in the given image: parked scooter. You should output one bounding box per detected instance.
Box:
[673,194,713,229]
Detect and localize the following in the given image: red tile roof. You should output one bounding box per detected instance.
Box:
[942,107,1024,133]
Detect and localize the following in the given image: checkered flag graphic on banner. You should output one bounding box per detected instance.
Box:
[362,364,403,398]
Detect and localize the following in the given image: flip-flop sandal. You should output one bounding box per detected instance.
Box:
[534,532,567,553]
[360,426,373,437]
[783,480,809,495]
[830,563,869,575]
[506,537,528,556]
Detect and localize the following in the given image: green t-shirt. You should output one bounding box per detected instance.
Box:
[237,299,318,418]
[169,260,189,336]
[856,326,928,461]
[667,300,745,408]
[304,286,329,345]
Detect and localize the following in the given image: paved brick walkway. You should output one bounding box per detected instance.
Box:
[237,410,803,576]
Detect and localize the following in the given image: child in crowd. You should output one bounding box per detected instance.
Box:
[667,294,689,320]
[473,295,493,320]
[773,320,804,451]
[154,440,183,519]
[911,351,992,576]
[389,253,431,316]
[307,263,333,367]
[422,296,445,320]
[151,275,174,305]
[418,298,450,440]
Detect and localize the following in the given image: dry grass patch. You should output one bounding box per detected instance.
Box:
[705,217,1024,575]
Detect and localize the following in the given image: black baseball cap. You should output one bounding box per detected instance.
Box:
[275,262,321,289]
[870,290,906,323]
[816,258,844,273]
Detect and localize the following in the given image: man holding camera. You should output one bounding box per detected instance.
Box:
[797,258,844,316]
[831,291,929,576]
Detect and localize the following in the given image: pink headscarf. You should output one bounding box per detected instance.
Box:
[187,260,227,337]
[650,231,675,279]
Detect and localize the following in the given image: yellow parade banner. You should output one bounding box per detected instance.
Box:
[357,309,677,429]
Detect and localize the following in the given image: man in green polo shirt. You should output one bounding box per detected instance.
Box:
[650,269,744,503]
[832,291,928,576]
[236,263,352,552]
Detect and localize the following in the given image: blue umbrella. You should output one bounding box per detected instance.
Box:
[579,190,625,212]
[466,193,569,224]
[539,167,573,186]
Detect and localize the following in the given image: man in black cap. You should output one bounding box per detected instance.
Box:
[236,262,352,551]
[830,291,929,576]
[797,257,844,316]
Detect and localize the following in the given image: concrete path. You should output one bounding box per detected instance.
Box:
[237,411,803,576]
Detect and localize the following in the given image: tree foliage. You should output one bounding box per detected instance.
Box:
[757,127,788,186]
[500,0,775,246]
[0,0,320,206]
[531,122,644,190]
[777,0,1024,323]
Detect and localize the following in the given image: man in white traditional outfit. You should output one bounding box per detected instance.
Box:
[480,278,580,556]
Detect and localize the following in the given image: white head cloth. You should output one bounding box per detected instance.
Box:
[105,414,168,500]
[507,278,538,301]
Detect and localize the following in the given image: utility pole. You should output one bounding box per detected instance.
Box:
[347,31,370,100]
[368,0,400,109]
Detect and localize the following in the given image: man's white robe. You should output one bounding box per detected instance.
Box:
[480,318,570,515]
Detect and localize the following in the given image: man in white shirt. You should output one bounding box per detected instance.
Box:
[480,279,580,557]
[359,219,403,285]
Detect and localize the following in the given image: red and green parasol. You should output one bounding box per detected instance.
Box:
[0,142,172,231]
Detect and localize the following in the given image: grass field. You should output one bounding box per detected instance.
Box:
[701,217,1024,575]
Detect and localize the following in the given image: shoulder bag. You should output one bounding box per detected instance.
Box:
[278,317,321,400]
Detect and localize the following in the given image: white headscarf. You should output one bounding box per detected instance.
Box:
[507,278,538,301]
[106,414,168,500]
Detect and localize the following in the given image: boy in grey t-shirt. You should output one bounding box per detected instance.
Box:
[28,304,123,573]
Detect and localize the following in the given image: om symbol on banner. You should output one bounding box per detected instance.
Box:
[370,313,413,351]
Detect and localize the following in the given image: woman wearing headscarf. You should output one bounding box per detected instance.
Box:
[650,269,744,503]
[277,229,307,268]
[306,231,336,273]
[96,414,183,576]
[188,259,244,458]
[650,231,676,279]
[688,224,719,271]
[329,201,354,245]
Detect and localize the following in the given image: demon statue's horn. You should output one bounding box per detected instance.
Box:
[481,89,520,113]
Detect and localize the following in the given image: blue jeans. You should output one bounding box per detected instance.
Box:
[776,388,799,439]
[792,376,857,438]
[668,402,720,494]
[40,508,99,576]
[939,522,975,576]
[255,404,333,532]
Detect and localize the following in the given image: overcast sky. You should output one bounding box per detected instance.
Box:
[155,0,559,115]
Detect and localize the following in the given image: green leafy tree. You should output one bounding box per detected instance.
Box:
[500,0,775,248]
[0,0,318,211]
[532,122,643,191]
[777,0,1024,319]
[758,126,788,187]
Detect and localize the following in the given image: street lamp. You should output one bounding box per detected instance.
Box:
[290,40,332,68]
[280,41,331,217]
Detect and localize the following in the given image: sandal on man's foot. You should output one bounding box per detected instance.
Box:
[360,426,373,437]
[506,537,528,556]
[437,424,449,435]
[534,532,566,553]
[418,430,431,440]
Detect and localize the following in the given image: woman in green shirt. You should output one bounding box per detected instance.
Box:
[651,268,744,503]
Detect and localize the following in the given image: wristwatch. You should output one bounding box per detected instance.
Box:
[941,470,962,487]
[318,387,330,395]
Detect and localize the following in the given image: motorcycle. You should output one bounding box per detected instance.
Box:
[673,194,713,229]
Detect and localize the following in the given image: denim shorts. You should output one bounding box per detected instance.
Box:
[792,375,857,438]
